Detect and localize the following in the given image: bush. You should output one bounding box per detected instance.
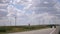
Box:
[0,27,6,32]
[0,27,13,32]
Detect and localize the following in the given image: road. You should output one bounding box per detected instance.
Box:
[8,28,55,34]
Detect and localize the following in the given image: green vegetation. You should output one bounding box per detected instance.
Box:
[0,25,52,33]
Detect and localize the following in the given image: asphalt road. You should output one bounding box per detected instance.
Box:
[8,28,55,34]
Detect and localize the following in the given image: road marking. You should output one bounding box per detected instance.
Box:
[50,28,56,34]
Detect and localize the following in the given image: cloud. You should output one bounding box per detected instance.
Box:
[8,0,60,25]
[0,9,8,17]
[12,0,32,10]
[7,5,26,17]
[0,0,10,3]
[28,0,57,14]
[28,13,57,25]
[13,0,32,5]
[0,0,60,26]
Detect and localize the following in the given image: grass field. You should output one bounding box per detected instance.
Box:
[0,25,52,33]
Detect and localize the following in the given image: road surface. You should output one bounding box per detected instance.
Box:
[8,28,55,34]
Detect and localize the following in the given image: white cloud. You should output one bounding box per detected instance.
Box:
[7,4,26,17]
[18,12,57,25]
[1,0,60,26]
[0,3,8,6]
[9,0,60,25]
[13,0,31,6]
[55,2,60,12]
[0,9,7,12]
[7,5,16,17]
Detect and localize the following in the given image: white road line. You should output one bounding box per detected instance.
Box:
[50,28,56,34]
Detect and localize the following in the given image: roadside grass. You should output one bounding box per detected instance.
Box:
[0,25,51,33]
[0,33,7,34]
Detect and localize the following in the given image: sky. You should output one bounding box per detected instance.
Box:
[0,0,60,26]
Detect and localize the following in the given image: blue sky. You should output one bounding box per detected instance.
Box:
[0,0,60,26]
